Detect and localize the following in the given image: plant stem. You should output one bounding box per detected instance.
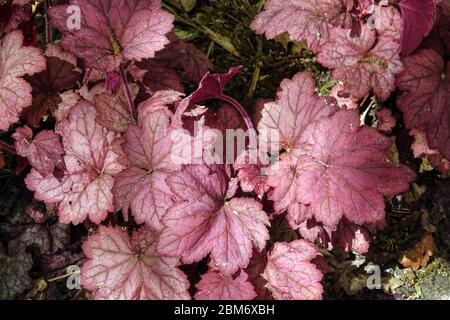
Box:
[44,0,53,43]
[0,140,16,155]
[47,269,80,283]
[174,92,257,146]
[83,68,93,85]
[248,59,261,98]
[220,94,258,149]
[220,95,254,131]
[120,65,136,120]
[360,97,377,126]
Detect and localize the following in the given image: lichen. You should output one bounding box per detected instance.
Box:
[391,259,450,300]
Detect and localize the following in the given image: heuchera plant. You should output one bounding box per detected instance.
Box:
[0,0,448,300]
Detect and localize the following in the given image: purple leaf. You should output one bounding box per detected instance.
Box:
[263,240,324,300]
[49,0,174,71]
[25,100,125,225]
[317,24,403,101]
[396,48,450,160]
[81,226,190,300]
[157,164,270,275]
[194,271,256,300]
[398,0,437,55]
[251,0,354,52]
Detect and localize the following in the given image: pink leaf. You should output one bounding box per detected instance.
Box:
[335,219,371,254]
[77,83,107,103]
[25,169,65,204]
[373,5,402,40]
[234,151,269,198]
[138,90,184,121]
[257,72,336,215]
[317,25,403,101]
[194,271,257,300]
[251,0,354,52]
[410,129,450,173]
[26,100,124,225]
[157,164,270,275]
[295,219,334,250]
[257,71,337,155]
[376,108,396,133]
[112,108,179,230]
[262,72,414,230]
[398,0,437,55]
[49,0,174,71]
[396,49,450,160]
[0,30,46,130]
[288,110,415,228]
[295,218,371,254]
[296,215,371,254]
[267,153,306,216]
[12,125,32,156]
[330,83,359,110]
[45,44,79,67]
[263,240,323,300]
[13,126,64,176]
[81,226,190,300]
[54,90,80,122]
[105,72,121,91]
